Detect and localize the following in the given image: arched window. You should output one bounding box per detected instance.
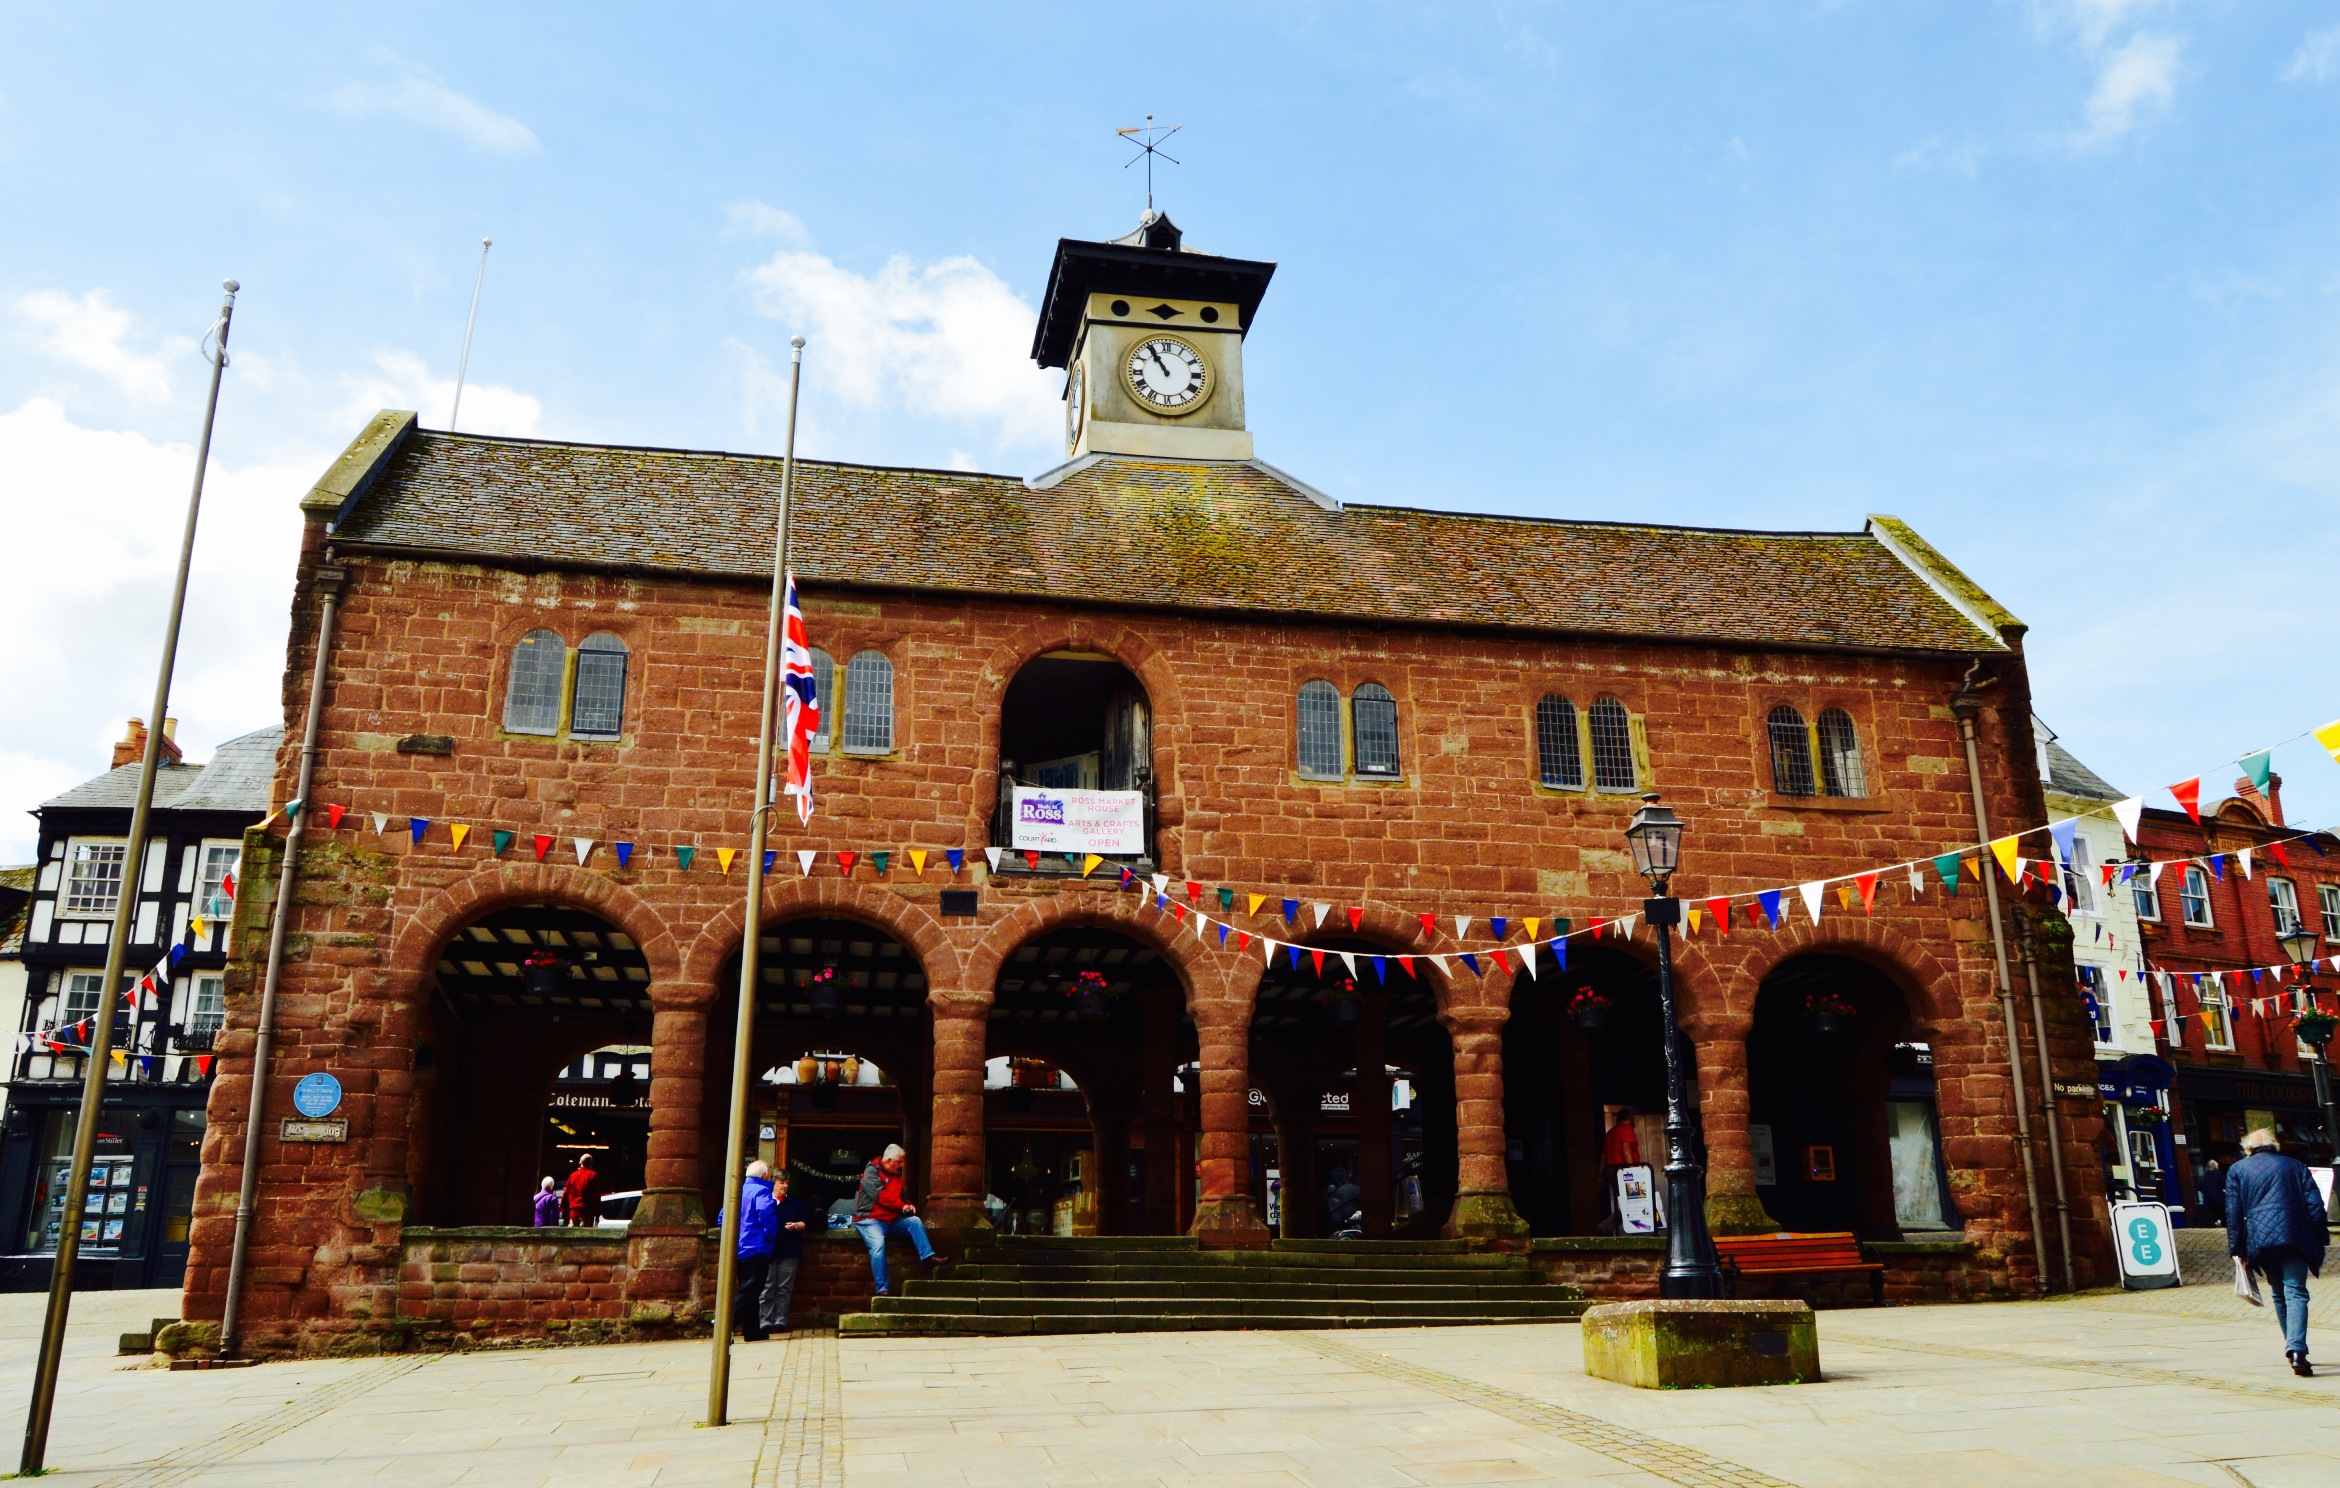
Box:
[1817,708,1865,798]
[570,633,629,739]
[1352,683,1400,777]
[503,629,565,735]
[842,650,894,755]
[1297,680,1343,780]
[1535,695,1582,789]
[1588,696,1637,792]
[1768,706,1815,796]
[809,649,835,752]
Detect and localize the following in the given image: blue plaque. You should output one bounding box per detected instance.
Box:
[292,1071,343,1119]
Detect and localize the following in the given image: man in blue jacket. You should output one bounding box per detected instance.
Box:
[2226,1129,2329,1376]
[724,1160,780,1342]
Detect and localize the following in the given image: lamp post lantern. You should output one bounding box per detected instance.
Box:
[2281,924,2339,1164]
[1624,793,1727,1299]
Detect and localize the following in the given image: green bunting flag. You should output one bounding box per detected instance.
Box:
[675,845,696,871]
[492,829,514,857]
[1934,853,1961,893]
[2242,750,2274,793]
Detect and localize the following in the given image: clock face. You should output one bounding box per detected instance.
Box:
[1066,364,1085,444]
[1124,335,1211,414]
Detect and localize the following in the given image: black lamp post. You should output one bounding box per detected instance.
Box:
[2280,923,2339,1164]
[1624,792,1727,1300]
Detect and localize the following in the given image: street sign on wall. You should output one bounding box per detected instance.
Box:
[2112,1201,2180,1290]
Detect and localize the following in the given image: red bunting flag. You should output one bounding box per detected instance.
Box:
[1309,949,1324,975]
[532,834,553,862]
[325,804,347,830]
[1418,912,1437,938]
[1397,955,1416,978]
[1186,881,1202,903]
[1347,907,1364,933]
[1488,947,1510,972]
[1588,916,1608,941]
[1173,903,1187,922]
[1024,850,1040,869]
[2272,843,2293,870]
[1855,872,1878,913]
[2169,777,2202,824]
[1236,931,1251,952]
[838,850,858,875]
[1706,897,1730,936]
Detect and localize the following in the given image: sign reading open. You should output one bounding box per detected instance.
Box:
[1010,787,1144,855]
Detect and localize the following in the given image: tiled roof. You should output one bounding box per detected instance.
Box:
[329,427,2011,655]
[2044,740,2126,804]
[40,727,284,814]
[0,866,33,957]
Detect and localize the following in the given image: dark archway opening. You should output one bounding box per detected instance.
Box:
[986,926,1193,1234]
[711,915,932,1233]
[992,654,1156,871]
[1250,938,1454,1239]
[415,903,654,1227]
[1748,954,1953,1240]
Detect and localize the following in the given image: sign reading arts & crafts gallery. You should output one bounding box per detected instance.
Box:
[1010,787,1143,855]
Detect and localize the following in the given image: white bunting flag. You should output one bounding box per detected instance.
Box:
[1338,951,1357,978]
[2149,861,2168,889]
[1798,881,1826,925]
[1313,902,1331,928]
[1454,916,1473,940]
[2112,796,2144,843]
[1427,954,1450,974]
[574,838,595,865]
[797,850,816,876]
[1151,874,1169,894]
[371,812,391,835]
[1908,867,1926,897]
[1261,937,1278,967]
[2238,848,2254,879]
[985,847,1003,872]
[1616,913,1638,940]
[1516,943,1538,979]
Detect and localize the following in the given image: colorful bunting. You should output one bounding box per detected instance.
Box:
[676,845,696,871]
[2170,777,2202,824]
[493,829,514,857]
[410,817,431,845]
[533,834,554,863]
[717,847,737,874]
[449,824,471,851]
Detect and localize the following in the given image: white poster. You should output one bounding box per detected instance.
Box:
[1010,786,1144,854]
[1615,1163,1659,1235]
[1749,1123,1777,1187]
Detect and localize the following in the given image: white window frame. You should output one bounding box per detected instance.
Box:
[61,971,105,1025]
[2202,988,2235,1051]
[61,838,129,919]
[195,840,240,921]
[2132,866,2162,922]
[2062,833,2096,914]
[188,974,226,1037]
[2270,877,2303,937]
[2321,882,2340,940]
[2179,866,2214,928]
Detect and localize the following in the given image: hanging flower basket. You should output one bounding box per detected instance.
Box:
[1566,986,1611,1032]
[1321,978,1362,1026]
[520,950,568,998]
[1805,990,1857,1037]
[2297,1012,2338,1051]
[806,964,844,1016]
[1070,970,1113,1021]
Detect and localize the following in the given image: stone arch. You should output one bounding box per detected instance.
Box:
[1695,917,1959,1037]
[679,875,961,1000]
[388,861,684,990]
[965,889,1232,1008]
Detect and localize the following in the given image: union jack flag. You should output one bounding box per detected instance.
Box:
[780,570,820,824]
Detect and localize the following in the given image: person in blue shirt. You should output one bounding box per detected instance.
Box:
[760,1173,812,1336]
[2226,1129,2329,1376]
[722,1161,780,1342]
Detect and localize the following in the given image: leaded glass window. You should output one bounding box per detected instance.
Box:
[1536,695,1582,789]
[842,651,894,755]
[1352,683,1400,777]
[503,629,565,735]
[810,649,835,752]
[1768,706,1815,797]
[1817,708,1865,799]
[570,633,628,739]
[1297,680,1343,780]
[1588,696,1637,792]
[63,839,127,918]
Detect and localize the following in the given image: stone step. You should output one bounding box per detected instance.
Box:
[901,1279,1573,1302]
[943,1264,1538,1286]
[977,1235,1203,1250]
[840,1309,1587,1337]
[869,1295,1588,1319]
[1269,1238,1482,1255]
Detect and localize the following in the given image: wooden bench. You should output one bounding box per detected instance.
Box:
[1712,1231,1884,1305]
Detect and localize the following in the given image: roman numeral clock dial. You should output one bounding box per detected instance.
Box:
[1123,335,1211,414]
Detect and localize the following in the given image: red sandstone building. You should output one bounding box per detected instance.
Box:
[182,216,2113,1351]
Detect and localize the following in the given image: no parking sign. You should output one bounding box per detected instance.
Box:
[2112,1201,2180,1290]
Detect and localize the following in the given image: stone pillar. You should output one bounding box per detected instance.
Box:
[1689,1013,1774,1234]
[1089,1089,1132,1236]
[1141,988,1180,1235]
[1268,1082,1318,1238]
[1443,1007,1528,1240]
[1355,999,1394,1238]
[924,991,991,1241]
[1847,1036,1899,1236]
[1188,995,1271,1247]
[625,996,712,1321]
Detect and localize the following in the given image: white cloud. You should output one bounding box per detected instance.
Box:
[2037,0,2168,51]
[724,201,811,246]
[329,59,538,155]
[340,349,542,436]
[0,398,313,863]
[11,289,192,403]
[2078,33,2180,145]
[2287,26,2340,85]
[740,245,1058,455]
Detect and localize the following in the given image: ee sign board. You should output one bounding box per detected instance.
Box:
[2111,1201,2179,1290]
[1010,787,1143,855]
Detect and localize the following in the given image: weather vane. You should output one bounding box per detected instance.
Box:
[1117,115,1182,213]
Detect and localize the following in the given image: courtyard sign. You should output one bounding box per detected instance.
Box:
[1010,787,1143,855]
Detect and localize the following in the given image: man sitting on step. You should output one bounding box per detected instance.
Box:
[852,1144,950,1296]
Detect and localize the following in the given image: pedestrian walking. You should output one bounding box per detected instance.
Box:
[563,1152,605,1227]
[2226,1129,2328,1376]
[762,1172,811,1335]
[852,1143,948,1296]
[719,1160,779,1341]
[532,1176,561,1228]
[2199,1157,2227,1228]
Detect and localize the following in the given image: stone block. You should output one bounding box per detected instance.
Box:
[1581,1299,1819,1389]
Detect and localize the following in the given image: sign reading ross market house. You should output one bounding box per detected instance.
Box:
[1010,787,1144,855]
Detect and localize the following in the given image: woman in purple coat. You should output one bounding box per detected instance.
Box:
[532,1176,562,1227]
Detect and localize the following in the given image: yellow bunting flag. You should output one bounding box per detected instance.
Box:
[1962,857,1979,885]
[2316,719,2340,766]
[909,850,927,876]
[449,824,471,851]
[1685,907,1702,936]
[1837,884,1857,911]
[1248,893,1265,916]
[1989,836,2022,884]
[191,915,208,942]
[1525,917,1540,940]
[1082,854,1103,878]
[110,1050,127,1072]
[717,848,737,875]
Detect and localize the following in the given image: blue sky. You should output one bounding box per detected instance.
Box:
[5,2,2340,864]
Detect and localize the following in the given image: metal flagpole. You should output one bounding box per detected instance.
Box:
[709,334,804,1427]
[21,279,238,1476]
[448,237,491,432]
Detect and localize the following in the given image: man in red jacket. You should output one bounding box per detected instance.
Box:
[563,1153,606,1227]
[850,1144,948,1295]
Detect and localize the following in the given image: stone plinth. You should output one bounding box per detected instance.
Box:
[1581,1299,1819,1389]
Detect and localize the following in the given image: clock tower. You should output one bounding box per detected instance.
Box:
[1031,212,1277,462]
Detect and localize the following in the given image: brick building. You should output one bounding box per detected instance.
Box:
[2132,778,2340,1208]
[180,214,2113,1353]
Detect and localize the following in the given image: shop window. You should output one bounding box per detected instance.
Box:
[1816,708,1865,798]
[2179,866,2214,928]
[1297,680,1343,780]
[1352,683,1400,777]
[2269,877,2303,936]
[62,838,128,918]
[1588,696,1637,792]
[570,632,629,739]
[1534,694,1582,789]
[503,629,565,735]
[1767,706,1814,796]
[841,651,895,755]
[809,648,835,752]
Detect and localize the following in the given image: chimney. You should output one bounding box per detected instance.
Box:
[113,717,185,771]
[2233,774,2284,827]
